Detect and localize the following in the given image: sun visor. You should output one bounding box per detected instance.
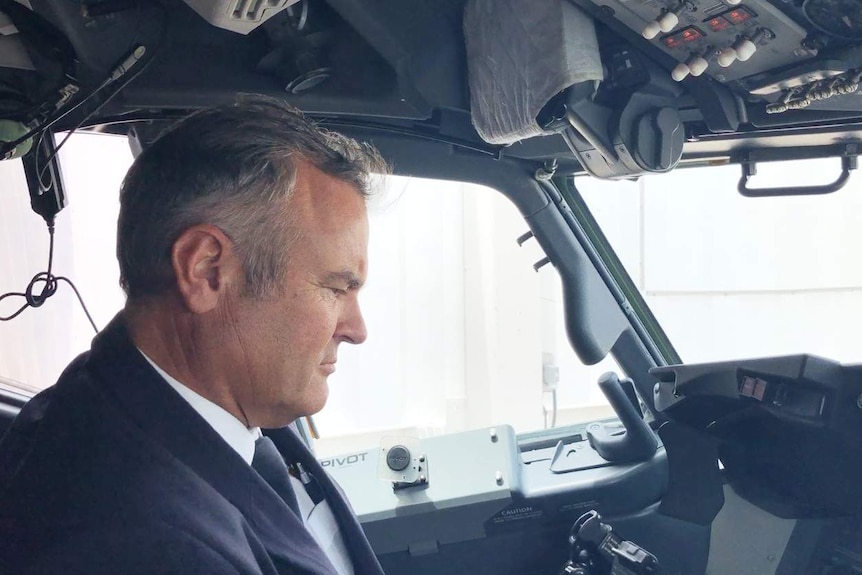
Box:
[464,0,604,145]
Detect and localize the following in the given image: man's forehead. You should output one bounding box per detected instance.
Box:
[286,185,367,253]
[289,161,365,211]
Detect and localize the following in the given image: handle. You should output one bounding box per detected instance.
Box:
[586,372,658,463]
[738,153,857,197]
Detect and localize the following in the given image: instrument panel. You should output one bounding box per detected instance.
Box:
[579,0,862,116]
[651,354,862,517]
[593,0,815,83]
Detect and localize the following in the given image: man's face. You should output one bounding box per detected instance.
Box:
[223,160,369,428]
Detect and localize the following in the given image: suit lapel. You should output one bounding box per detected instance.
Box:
[265,427,385,575]
[86,314,340,575]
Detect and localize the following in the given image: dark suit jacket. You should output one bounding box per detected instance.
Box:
[0,314,386,575]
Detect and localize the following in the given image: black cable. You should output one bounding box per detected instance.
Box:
[33,0,170,174]
[2,0,167,160]
[34,43,152,180]
[0,3,167,331]
[38,129,77,184]
[0,220,98,334]
[1,75,113,159]
[54,276,98,334]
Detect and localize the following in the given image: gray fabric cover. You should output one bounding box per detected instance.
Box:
[464,0,604,145]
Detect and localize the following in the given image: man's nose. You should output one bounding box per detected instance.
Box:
[337,297,367,345]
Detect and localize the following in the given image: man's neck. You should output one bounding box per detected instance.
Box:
[138,348,260,465]
[125,301,252,428]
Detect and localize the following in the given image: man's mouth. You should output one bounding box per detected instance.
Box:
[320,361,337,374]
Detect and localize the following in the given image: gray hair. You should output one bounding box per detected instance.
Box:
[117,95,388,300]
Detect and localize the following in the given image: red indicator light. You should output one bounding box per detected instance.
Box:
[663,35,684,48]
[708,16,732,31]
[727,8,753,24]
[680,28,703,41]
[662,26,704,48]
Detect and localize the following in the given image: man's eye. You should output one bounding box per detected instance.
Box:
[329,287,348,296]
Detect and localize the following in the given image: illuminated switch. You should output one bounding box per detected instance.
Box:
[726,6,755,24]
[707,16,732,31]
[662,26,704,48]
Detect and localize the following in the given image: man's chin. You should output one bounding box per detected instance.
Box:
[302,378,330,416]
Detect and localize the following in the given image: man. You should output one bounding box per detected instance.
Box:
[0,96,389,574]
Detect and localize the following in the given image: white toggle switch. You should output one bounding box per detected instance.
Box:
[688,56,709,76]
[657,11,680,33]
[717,46,738,67]
[671,62,691,81]
[734,38,757,61]
[642,20,662,39]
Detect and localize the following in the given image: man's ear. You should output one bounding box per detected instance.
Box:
[171,225,241,314]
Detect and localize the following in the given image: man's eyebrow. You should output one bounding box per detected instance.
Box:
[323,270,363,289]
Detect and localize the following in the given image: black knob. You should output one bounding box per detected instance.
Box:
[386,445,411,471]
[634,107,684,172]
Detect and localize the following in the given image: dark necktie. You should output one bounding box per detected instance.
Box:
[252,435,302,519]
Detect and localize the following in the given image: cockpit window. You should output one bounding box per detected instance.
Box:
[0,133,619,457]
[0,133,128,390]
[316,175,620,455]
[578,158,862,364]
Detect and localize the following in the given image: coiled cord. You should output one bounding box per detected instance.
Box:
[0,219,98,333]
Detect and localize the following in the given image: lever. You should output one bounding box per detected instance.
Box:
[586,372,658,463]
[687,54,709,76]
[733,28,772,62]
[671,52,710,82]
[717,46,738,67]
[642,1,694,39]
[719,28,773,68]
[732,37,757,61]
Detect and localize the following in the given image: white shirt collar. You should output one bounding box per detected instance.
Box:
[138,350,260,465]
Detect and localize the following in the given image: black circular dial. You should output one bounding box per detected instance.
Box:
[803,0,862,39]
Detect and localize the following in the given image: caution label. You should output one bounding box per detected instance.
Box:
[484,503,546,535]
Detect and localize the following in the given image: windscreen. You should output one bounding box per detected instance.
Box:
[578,158,862,364]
